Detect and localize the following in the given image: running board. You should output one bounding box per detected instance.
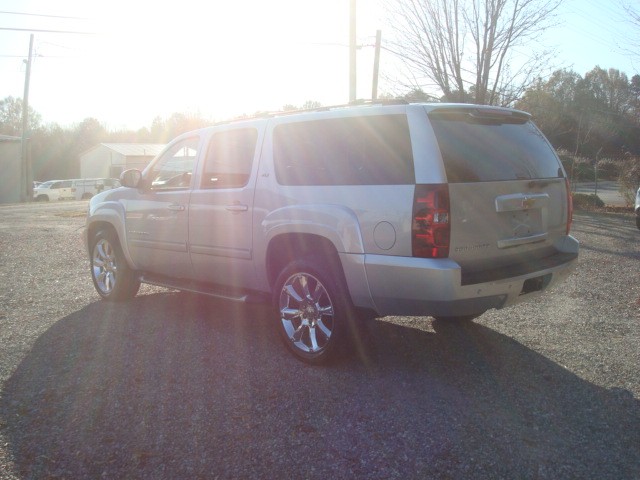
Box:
[139,274,269,304]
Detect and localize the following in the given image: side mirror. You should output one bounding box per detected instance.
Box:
[120,169,143,188]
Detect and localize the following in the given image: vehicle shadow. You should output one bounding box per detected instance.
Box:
[1,293,638,479]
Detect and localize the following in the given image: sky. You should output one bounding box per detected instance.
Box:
[0,0,638,131]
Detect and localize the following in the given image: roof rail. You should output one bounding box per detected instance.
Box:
[348,98,409,106]
[214,98,412,126]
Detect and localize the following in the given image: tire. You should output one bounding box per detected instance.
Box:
[90,230,140,301]
[636,215,640,230]
[273,257,353,364]
[36,195,49,202]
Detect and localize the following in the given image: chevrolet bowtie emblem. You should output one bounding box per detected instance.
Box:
[522,197,535,209]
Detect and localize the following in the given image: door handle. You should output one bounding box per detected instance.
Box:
[167,204,185,211]
[225,203,248,212]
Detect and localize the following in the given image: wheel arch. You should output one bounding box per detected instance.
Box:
[86,202,137,269]
[266,233,343,290]
[260,204,364,283]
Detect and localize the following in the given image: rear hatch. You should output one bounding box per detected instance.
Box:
[427,106,573,285]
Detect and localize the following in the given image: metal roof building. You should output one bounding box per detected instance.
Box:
[80,143,166,179]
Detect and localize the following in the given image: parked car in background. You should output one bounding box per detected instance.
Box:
[33,180,74,201]
[85,102,579,364]
[635,186,640,229]
[71,178,121,200]
[33,178,121,201]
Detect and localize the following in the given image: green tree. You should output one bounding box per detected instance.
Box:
[517,70,582,151]
[31,123,73,180]
[517,67,640,156]
[0,96,41,135]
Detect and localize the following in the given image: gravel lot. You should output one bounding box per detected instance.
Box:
[0,201,638,479]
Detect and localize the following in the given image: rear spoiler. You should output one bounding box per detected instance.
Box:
[428,106,531,124]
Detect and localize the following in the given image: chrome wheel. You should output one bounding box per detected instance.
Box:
[92,237,118,295]
[279,272,335,355]
[90,230,140,300]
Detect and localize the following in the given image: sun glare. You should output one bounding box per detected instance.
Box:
[4,0,383,128]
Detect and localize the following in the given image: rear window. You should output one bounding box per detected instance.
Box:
[274,114,415,186]
[429,111,562,183]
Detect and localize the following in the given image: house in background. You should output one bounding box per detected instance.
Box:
[0,135,22,204]
[80,143,165,179]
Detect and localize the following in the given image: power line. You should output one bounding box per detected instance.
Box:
[0,27,95,34]
[0,10,90,20]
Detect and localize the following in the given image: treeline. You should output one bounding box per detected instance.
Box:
[1,66,639,182]
[0,97,217,181]
[0,97,322,181]
[516,66,640,158]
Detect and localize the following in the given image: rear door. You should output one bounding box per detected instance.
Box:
[188,126,261,289]
[427,107,572,283]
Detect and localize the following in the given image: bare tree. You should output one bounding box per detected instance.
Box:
[384,0,562,106]
[621,1,640,61]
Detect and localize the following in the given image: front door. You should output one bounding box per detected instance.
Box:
[125,136,200,278]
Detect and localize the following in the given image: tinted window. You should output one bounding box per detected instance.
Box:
[201,128,258,189]
[274,114,414,186]
[429,112,562,183]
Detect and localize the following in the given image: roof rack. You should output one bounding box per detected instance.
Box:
[213,98,412,126]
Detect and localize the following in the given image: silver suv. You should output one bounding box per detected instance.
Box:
[84,103,579,363]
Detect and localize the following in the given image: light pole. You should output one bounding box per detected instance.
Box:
[21,34,34,202]
[349,0,356,103]
[372,30,382,100]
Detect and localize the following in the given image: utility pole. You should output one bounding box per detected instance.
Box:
[371,30,382,100]
[21,34,34,202]
[349,0,356,103]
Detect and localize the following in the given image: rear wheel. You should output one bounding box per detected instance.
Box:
[90,230,140,301]
[274,257,353,364]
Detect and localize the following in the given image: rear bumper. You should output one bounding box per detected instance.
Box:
[345,235,579,317]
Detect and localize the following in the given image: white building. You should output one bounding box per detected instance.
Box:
[80,143,165,179]
[0,135,22,204]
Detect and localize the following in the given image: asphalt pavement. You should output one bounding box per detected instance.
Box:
[572,181,628,206]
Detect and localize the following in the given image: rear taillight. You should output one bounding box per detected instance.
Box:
[412,184,450,258]
[565,178,573,235]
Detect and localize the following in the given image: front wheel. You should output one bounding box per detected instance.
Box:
[90,230,140,301]
[274,257,352,364]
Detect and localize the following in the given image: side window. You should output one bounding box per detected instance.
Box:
[148,137,199,190]
[273,115,415,186]
[201,128,258,189]
[60,181,72,188]
[51,181,63,189]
